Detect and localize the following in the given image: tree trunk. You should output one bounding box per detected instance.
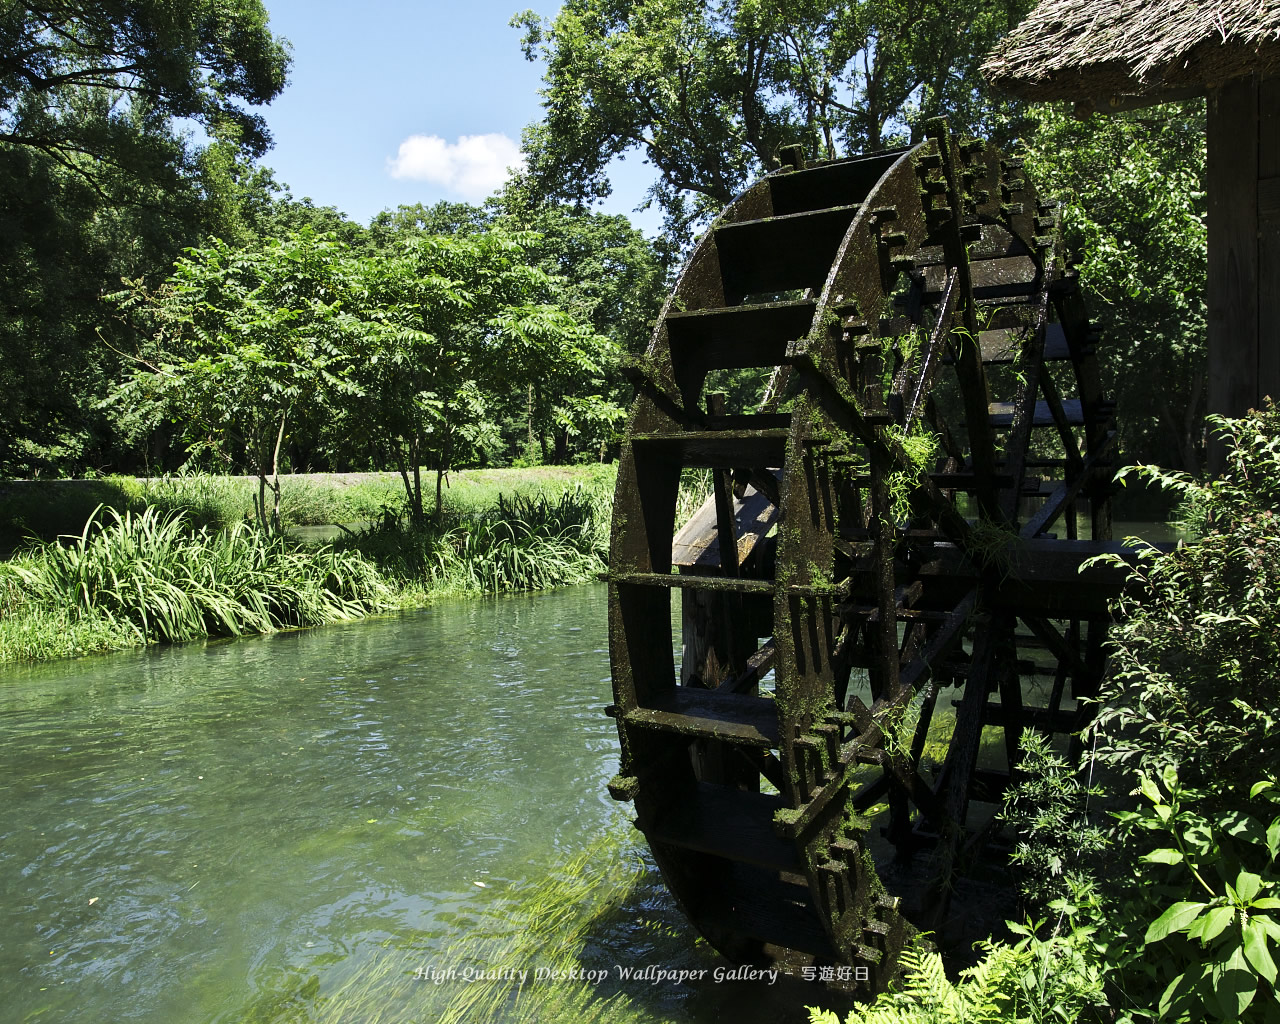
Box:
[527,383,535,450]
[268,411,287,533]
[394,450,415,523]
[412,458,423,526]
[435,414,454,525]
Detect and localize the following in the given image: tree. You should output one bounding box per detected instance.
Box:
[512,0,1030,236]
[1019,102,1208,474]
[0,1,292,478]
[491,203,668,461]
[347,229,614,522]
[0,2,290,175]
[114,230,357,529]
[367,201,493,248]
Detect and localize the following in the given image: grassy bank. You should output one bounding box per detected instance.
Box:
[0,465,615,550]
[0,466,621,664]
[0,506,396,662]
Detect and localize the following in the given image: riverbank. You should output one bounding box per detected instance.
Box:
[0,466,615,550]
[0,466,619,664]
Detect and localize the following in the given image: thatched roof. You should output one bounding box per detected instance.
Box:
[983,0,1280,105]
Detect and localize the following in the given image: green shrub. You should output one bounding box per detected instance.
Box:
[1088,409,1280,794]
[336,480,612,596]
[810,884,1108,1024]
[1103,768,1280,1022]
[1075,404,1280,1021]
[1002,730,1109,914]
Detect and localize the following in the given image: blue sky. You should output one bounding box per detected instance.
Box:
[254,0,663,234]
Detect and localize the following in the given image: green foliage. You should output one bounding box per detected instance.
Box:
[489,203,668,462]
[1,467,617,662]
[674,469,715,530]
[0,2,290,167]
[112,229,361,529]
[809,890,1107,1023]
[1041,404,1280,1021]
[1,505,392,661]
[0,1,292,478]
[0,473,410,548]
[1019,102,1206,472]
[882,422,939,523]
[1103,768,1280,1022]
[1085,406,1280,793]
[514,0,1031,238]
[1003,730,1108,913]
[338,481,612,595]
[344,226,618,521]
[368,199,493,245]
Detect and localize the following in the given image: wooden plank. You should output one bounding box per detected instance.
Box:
[624,687,781,747]
[614,571,774,594]
[941,323,1070,364]
[1207,78,1260,443]
[768,149,904,216]
[695,861,836,957]
[1021,428,1116,538]
[1260,73,1280,406]
[716,205,861,302]
[935,617,1002,834]
[629,429,790,468]
[1260,75,1280,180]
[671,480,780,569]
[924,257,1037,295]
[987,398,1085,428]
[666,300,815,411]
[717,639,778,694]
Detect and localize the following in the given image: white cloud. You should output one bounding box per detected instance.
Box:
[386,133,525,201]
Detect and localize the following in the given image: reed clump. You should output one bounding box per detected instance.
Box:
[1,467,621,662]
[342,482,612,595]
[0,505,393,662]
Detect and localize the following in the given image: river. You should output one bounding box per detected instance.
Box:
[0,585,826,1024]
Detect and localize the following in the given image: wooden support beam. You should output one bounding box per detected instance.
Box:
[1207,75,1267,472]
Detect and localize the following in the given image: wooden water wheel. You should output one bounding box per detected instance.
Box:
[605,121,1127,993]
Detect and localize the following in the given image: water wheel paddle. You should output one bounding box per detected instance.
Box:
[605,121,1122,993]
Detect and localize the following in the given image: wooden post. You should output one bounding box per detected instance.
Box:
[1207,76,1259,473]
[1259,76,1280,414]
[1206,74,1279,472]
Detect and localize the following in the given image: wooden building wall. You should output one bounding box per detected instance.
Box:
[1207,74,1280,467]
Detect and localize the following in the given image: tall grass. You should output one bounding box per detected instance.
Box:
[342,482,612,596]
[0,467,616,549]
[1,466,620,662]
[130,474,408,530]
[675,469,714,530]
[0,506,393,662]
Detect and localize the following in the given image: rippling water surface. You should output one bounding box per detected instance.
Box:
[1,586,833,1024]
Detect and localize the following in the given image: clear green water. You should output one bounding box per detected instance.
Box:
[0,587,830,1024]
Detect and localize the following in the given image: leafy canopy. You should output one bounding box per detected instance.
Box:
[0,1,292,478]
[0,1,291,172]
[513,0,1030,234]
